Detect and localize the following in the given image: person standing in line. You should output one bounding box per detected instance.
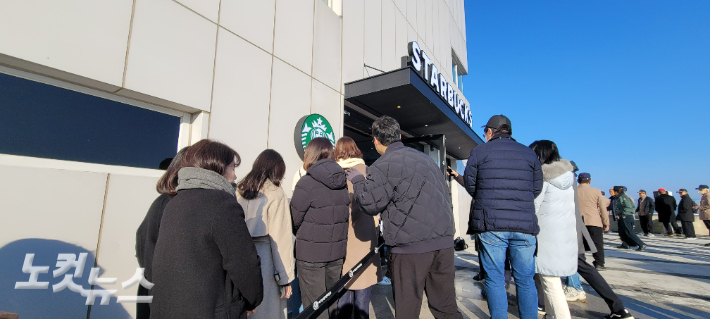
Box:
[333,137,381,319]
[576,173,609,270]
[529,141,577,319]
[151,139,263,319]
[349,116,463,319]
[291,137,350,319]
[237,150,295,319]
[463,115,542,319]
[655,188,681,236]
[289,160,307,318]
[636,190,656,237]
[677,189,697,240]
[135,147,189,319]
[614,186,647,251]
[694,185,710,246]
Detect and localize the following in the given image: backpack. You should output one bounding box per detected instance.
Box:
[454,237,468,251]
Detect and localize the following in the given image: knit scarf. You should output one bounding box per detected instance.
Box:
[336,158,365,169]
[176,167,236,197]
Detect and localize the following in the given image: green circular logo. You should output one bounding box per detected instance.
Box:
[294,114,336,159]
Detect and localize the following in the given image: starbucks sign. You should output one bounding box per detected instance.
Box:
[294,114,336,159]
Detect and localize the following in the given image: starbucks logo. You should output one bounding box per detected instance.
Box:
[294,114,336,159]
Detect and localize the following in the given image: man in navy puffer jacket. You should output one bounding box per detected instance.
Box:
[464,115,543,319]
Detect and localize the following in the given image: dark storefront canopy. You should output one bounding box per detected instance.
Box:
[344,66,484,160]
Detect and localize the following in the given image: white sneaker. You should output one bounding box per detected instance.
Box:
[564,286,586,302]
[686,237,697,240]
[377,276,392,285]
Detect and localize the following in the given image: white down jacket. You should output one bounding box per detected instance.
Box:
[534,159,578,276]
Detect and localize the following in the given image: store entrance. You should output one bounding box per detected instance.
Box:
[343,106,448,175]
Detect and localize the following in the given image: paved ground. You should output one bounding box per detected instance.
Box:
[368,233,710,319]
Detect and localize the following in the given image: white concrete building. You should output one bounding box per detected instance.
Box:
[0,1,478,317]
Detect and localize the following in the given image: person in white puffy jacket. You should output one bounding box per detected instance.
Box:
[529,140,578,319]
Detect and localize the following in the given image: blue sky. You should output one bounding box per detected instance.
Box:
[463,1,710,202]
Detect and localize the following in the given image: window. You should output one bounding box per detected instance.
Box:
[452,62,464,93]
[322,0,342,16]
[0,72,182,169]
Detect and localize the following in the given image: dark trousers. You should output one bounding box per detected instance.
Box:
[584,226,605,267]
[663,213,682,234]
[388,247,463,319]
[297,259,344,319]
[618,215,644,247]
[136,286,150,319]
[475,234,485,276]
[704,220,710,231]
[639,215,654,235]
[577,254,625,313]
[336,287,372,319]
[681,221,696,238]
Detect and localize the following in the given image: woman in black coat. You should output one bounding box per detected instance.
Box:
[151,139,263,319]
[291,137,350,319]
[134,147,188,319]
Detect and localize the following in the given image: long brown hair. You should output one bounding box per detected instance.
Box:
[156,147,189,196]
[303,137,333,170]
[334,136,363,161]
[237,149,286,200]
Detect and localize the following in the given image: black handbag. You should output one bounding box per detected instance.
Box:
[454,237,468,251]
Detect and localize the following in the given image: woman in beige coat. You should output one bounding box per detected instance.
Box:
[237,149,295,319]
[334,137,382,319]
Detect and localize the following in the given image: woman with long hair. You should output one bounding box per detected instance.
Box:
[529,140,577,319]
[135,146,188,319]
[151,139,263,319]
[290,137,350,319]
[236,149,295,319]
[333,137,381,319]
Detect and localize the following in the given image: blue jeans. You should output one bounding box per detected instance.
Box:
[336,287,372,319]
[479,231,538,319]
[287,274,303,317]
[566,273,582,290]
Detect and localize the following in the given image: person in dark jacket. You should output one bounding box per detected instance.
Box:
[291,137,350,319]
[151,139,263,319]
[614,186,646,251]
[655,188,681,236]
[463,115,542,319]
[635,190,655,236]
[677,189,697,239]
[134,147,188,319]
[350,116,463,319]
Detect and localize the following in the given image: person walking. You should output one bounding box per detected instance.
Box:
[463,115,542,319]
[529,141,577,319]
[350,116,463,319]
[677,189,697,239]
[135,147,188,319]
[614,186,647,251]
[291,137,350,319]
[237,149,295,319]
[694,185,710,246]
[576,173,609,270]
[636,190,656,236]
[151,139,263,319]
[655,189,681,236]
[333,137,381,319]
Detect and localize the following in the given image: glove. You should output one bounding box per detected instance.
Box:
[345,168,363,181]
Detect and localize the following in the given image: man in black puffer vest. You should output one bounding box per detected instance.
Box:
[349,116,463,319]
[464,115,543,319]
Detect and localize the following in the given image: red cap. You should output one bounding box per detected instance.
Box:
[658,188,666,192]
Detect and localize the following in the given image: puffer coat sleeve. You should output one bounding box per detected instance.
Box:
[290,183,311,234]
[351,165,395,216]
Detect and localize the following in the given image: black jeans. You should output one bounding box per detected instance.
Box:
[585,226,605,267]
[681,221,696,238]
[577,254,625,313]
[618,215,644,247]
[337,287,372,319]
[297,259,344,319]
[639,214,654,234]
[704,220,710,231]
[388,248,463,319]
[664,213,682,234]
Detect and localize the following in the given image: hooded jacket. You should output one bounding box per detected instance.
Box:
[655,193,677,223]
[290,158,350,263]
[151,168,263,319]
[463,134,543,235]
[533,159,578,276]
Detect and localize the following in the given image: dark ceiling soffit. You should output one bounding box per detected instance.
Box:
[344,67,485,146]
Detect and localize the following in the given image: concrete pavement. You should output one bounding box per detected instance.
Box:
[368,233,710,319]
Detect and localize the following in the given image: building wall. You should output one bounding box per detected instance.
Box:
[0,0,470,317]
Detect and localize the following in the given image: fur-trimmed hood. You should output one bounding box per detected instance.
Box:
[541,159,575,190]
